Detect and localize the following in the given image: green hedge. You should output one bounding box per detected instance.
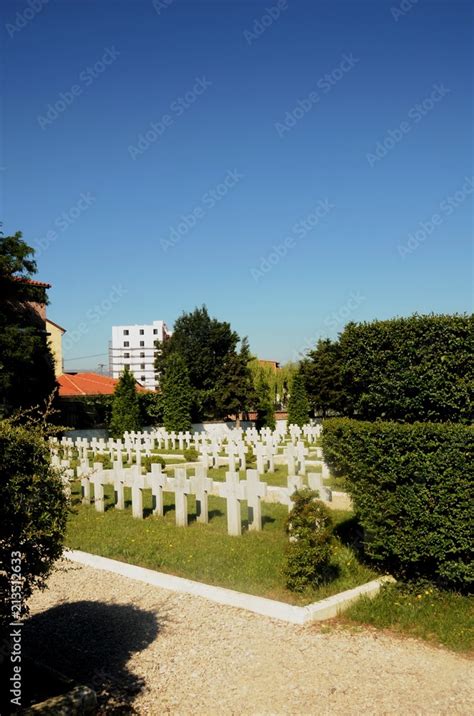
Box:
[322,418,473,589]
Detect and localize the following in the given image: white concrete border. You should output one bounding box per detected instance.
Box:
[65,550,393,625]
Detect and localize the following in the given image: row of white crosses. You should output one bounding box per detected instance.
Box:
[76,458,312,536]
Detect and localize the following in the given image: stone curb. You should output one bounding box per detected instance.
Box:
[65,550,393,625]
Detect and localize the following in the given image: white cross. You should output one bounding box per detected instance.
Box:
[190,465,213,524]
[243,469,267,531]
[172,467,191,527]
[219,471,246,536]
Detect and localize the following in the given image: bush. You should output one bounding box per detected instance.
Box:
[0,419,69,635]
[322,418,473,589]
[161,354,193,432]
[183,448,199,462]
[283,488,334,592]
[142,455,166,472]
[92,453,112,469]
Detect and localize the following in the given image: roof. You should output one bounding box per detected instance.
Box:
[46,318,66,333]
[12,276,52,288]
[58,372,150,397]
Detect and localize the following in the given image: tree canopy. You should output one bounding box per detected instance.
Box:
[156,306,255,421]
[0,231,56,417]
[109,368,142,437]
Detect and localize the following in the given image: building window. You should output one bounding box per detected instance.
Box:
[140,352,145,358]
[124,364,130,370]
[140,363,145,370]
[124,341,129,347]
[141,376,146,382]
[124,352,130,358]
[123,329,129,335]
[139,329,144,335]
[139,341,145,347]
[153,329,158,334]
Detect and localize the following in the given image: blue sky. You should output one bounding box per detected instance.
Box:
[2,0,472,370]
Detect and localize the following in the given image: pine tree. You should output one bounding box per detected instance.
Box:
[287,372,310,427]
[161,353,193,432]
[255,374,275,430]
[109,368,142,437]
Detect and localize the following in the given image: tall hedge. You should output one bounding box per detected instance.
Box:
[161,353,192,432]
[109,368,142,438]
[287,372,310,427]
[340,314,473,423]
[0,419,68,635]
[322,418,473,589]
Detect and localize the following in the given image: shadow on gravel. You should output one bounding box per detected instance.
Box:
[22,599,160,713]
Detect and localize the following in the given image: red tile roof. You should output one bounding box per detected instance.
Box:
[58,372,150,397]
[12,276,52,288]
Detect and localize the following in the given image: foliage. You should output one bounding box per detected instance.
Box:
[284,488,334,592]
[301,339,349,417]
[142,454,166,471]
[92,453,112,469]
[156,306,255,421]
[0,417,69,635]
[345,582,473,653]
[249,359,297,411]
[0,231,56,417]
[109,368,142,438]
[161,353,193,432]
[287,371,310,427]
[322,418,473,589]
[59,394,113,430]
[138,391,162,426]
[214,338,256,422]
[183,448,199,462]
[254,373,275,430]
[306,314,473,422]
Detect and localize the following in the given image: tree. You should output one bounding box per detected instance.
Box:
[287,371,310,427]
[214,338,256,426]
[0,231,56,417]
[161,353,193,432]
[301,339,349,417]
[0,415,69,636]
[254,373,276,430]
[109,368,142,437]
[156,306,254,421]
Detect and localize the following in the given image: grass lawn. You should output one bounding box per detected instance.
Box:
[65,482,378,606]
[342,583,474,654]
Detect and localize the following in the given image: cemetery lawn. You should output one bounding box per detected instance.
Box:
[343,583,474,654]
[65,483,378,606]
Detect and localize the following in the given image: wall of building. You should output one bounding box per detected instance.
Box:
[47,321,64,376]
[110,319,170,390]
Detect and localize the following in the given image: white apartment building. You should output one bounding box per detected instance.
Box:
[110,320,171,390]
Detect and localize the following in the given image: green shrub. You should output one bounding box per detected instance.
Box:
[161,354,193,432]
[283,488,334,592]
[0,419,69,635]
[92,453,112,469]
[322,418,473,589]
[142,455,166,472]
[183,448,199,462]
[342,314,472,422]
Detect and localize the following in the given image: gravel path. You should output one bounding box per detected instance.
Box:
[24,560,473,715]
